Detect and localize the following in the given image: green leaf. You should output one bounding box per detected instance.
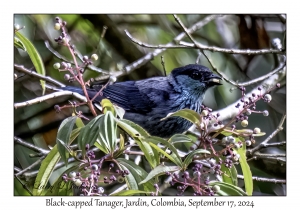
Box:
[209,181,247,196]
[168,134,195,144]
[136,140,158,169]
[116,119,150,139]
[161,109,202,126]
[101,99,116,116]
[116,119,159,167]
[78,115,103,156]
[33,145,60,195]
[75,117,85,128]
[110,190,151,196]
[182,149,211,170]
[113,105,125,119]
[45,165,79,196]
[252,132,266,137]
[221,163,238,186]
[56,116,77,166]
[139,165,181,185]
[14,37,26,51]
[146,136,183,167]
[113,134,126,158]
[15,31,46,94]
[117,158,155,192]
[98,111,117,154]
[235,143,253,195]
[94,140,109,154]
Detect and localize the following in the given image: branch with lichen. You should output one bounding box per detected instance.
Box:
[125,15,283,56]
[237,174,286,184]
[119,14,223,77]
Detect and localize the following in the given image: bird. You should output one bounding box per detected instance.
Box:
[62,64,222,138]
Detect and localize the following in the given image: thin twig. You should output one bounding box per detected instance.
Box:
[91,80,110,102]
[45,40,74,64]
[45,41,109,75]
[214,56,285,87]
[259,142,286,148]
[178,41,284,55]
[14,90,87,109]
[252,153,286,158]
[21,147,100,178]
[14,175,33,195]
[237,174,286,184]
[14,136,50,154]
[123,150,144,156]
[209,67,286,125]
[161,56,167,76]
[125,16,283,55]
[248,114,286,156]
[14,64,65,87]
[14,166,22,173]
[96,25,108,58]
[247,156,285,163]
[120,15,222,77]
[15,156,45,176]
[195,51,202,64]
[109,184,128,195]
[60,25,98,117]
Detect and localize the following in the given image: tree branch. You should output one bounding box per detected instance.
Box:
[209,67,286,125]
[14,136,50,154]
[237,174,286,184]
[14,90,87,109]
[119,14,222,77]
[125,16,283,55]
[14,64,65,87]
[15,156,45,176]
[248,114,286,156]
[45,41,110,75]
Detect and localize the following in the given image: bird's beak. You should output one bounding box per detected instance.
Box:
[206,73,222,86]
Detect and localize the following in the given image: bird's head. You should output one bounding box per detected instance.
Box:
[168,64,222,94]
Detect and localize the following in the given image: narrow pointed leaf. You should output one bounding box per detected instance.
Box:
[117,158,155,192]
[209,181,247,196]
[169,134,194,144]
[56,116,77,166]
[221,163,238,186]
[116,119,158,167]
[15,31,46,94]
[161,109,201,126]
[145,136,183,167]
[75,117,85,128]
[33,145,60,195]
[116,119,150,139]
[45,165,79,196]
[77,115,102,156]
[139,165,181,185]
[98,111,117,153]
[135,140,158,168]
[14,37,26,51]
[183,149,211,170]
[235,143,253,195]
[101,99,116,116]
[110,190,151,196]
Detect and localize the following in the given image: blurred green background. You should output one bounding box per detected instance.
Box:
[14,14,286,195]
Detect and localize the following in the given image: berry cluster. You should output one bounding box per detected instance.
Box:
[165,163,223,196]
[60,145,129,196]
[52,17,98,84]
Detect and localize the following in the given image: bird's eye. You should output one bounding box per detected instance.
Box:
[191,71,203,80]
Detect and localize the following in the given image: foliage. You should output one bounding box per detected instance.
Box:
[14,14,286,196]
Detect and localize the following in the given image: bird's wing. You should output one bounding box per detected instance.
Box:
[63,79,172,114]
[100,81,152,112]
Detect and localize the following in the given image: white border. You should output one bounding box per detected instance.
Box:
[5,1,297,209]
